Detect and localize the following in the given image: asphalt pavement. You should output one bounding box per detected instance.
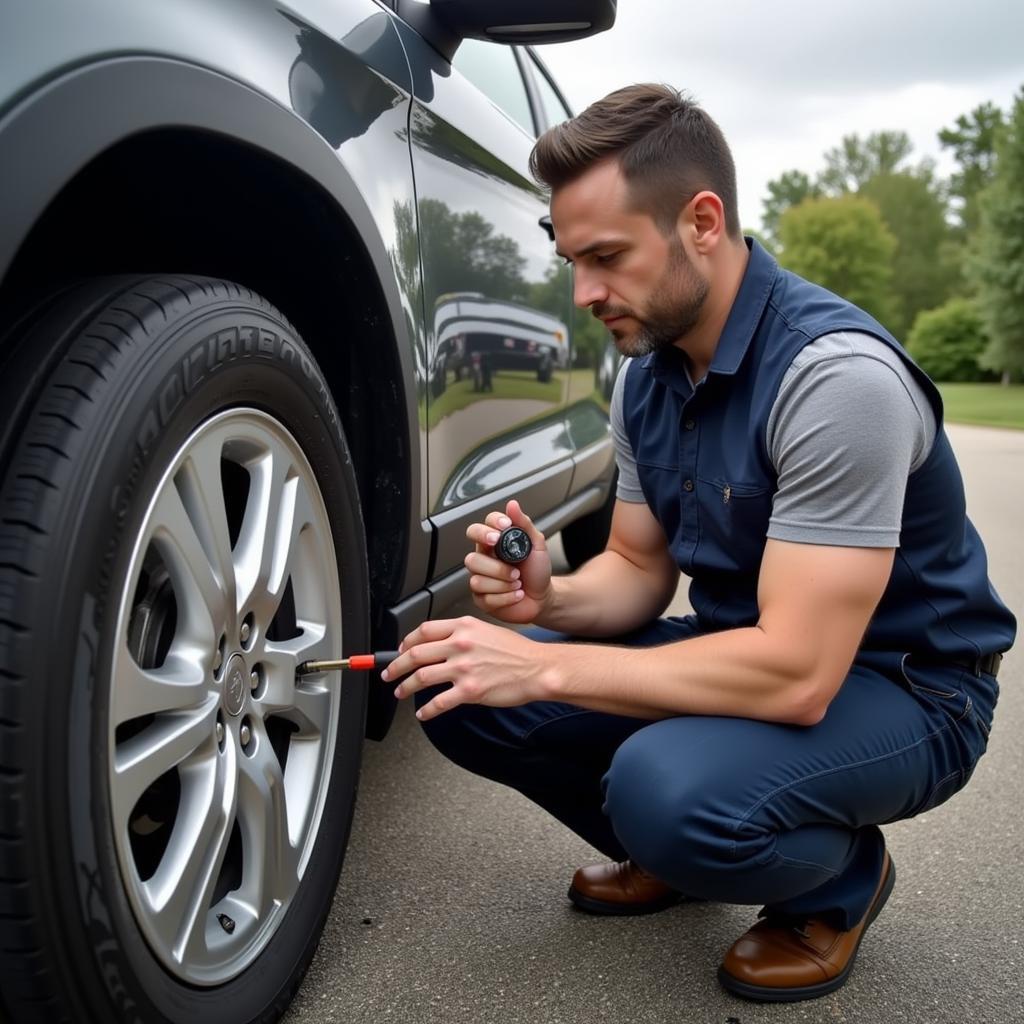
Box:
[284,423,1023,1024]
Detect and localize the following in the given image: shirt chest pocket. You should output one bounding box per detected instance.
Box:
[695,476,774,573]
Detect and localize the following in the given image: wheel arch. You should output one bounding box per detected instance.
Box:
[0,56,428,654]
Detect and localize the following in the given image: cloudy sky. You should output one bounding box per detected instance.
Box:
[537,0,1024,231]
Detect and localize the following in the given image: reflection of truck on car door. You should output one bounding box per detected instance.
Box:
[431,292,569,395]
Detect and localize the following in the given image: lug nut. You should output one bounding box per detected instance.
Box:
[213,647,223,673]
[250,668,259,691]
[216,721,224,745]
[240,622,251,645]
[240,723,252,747]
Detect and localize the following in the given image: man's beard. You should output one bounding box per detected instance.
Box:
[596,237,709,358]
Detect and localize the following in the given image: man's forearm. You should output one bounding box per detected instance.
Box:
[534,548,678,637]
[538,625,829,726]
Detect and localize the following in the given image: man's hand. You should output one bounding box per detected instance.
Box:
[382,616,551,721]
[464,499,552,624]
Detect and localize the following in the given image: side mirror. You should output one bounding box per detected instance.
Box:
[396,0,616,62]
[433,0,616,45]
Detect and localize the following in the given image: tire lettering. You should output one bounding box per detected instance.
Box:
[211,326,239,364]
[158,372,183,424]
[181,343,207,392]
[240,324,259,355]
[136,322,340,456]
[280,337,299,366]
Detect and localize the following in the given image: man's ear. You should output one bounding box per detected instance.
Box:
[680,190,726,254]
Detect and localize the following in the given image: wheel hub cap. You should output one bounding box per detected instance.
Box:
[223,655,247,716]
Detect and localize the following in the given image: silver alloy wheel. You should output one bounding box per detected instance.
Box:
[108,409,343,986]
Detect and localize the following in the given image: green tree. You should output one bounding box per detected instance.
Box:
[760,170,821,248]
[968,87,1024,384]
[860,170,959,338]
[907,298,994,382]
[818,131,914,193]
[417,198,528,303]
[778,195,896,325]
[939,102,1005,236]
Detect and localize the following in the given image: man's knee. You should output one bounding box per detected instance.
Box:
[604,725,767,896]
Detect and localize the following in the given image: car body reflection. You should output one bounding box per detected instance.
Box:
[430,292,568,397]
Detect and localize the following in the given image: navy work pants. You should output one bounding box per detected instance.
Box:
[415,616,996,929]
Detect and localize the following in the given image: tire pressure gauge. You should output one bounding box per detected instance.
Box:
[494,526,532,564]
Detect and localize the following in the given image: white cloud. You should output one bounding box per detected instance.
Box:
[536,0,1024,229]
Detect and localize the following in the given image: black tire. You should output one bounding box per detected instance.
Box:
[560,471,617,570]
[0,276,369,1024]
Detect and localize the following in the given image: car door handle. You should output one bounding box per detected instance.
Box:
[538,214,555,242]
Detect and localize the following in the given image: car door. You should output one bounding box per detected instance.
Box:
[394,25,578,577]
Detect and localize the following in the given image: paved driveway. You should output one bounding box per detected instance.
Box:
[285,423,1023,1024]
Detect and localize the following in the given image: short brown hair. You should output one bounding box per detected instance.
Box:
[530,83,741,240]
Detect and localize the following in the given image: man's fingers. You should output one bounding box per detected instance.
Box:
[399,618,457,651]
[415,685,466,722]
[470,574,520,595]
[383,631,454,680]
[466,523,503,549]
[464,550,521,580]
[475,589,525,610]
[393,660,456,699]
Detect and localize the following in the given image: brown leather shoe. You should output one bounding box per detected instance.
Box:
[718,851,896,1002]
[568,859,681,916]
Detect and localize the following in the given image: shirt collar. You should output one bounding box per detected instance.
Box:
[642,236,778,382]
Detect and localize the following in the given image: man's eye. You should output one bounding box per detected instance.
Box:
[596,252,620,264]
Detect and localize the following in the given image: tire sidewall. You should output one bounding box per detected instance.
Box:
[51,297,368,1022]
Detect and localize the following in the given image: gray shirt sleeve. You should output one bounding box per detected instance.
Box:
[766,332,937,547]
[610,359,647,503]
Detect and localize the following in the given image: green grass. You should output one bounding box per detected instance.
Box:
[937,383,1024,430]
[419,370,564,430]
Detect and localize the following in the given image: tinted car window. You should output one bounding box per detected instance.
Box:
[531,58,573,129]
[453,39,534,135]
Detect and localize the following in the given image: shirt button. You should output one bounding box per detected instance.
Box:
[683,479,694,492]
[684,419,695,430]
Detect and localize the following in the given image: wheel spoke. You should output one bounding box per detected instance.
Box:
[237,730,300,908]
[111,697,219,833]
[264,621,331,664]
[285,683,332,738]
[148,481,230,647]
[144,747,238,966]
[111,649,207,726]
[235,442,316,622]
[174,432,238,621]
[257,625,331,715]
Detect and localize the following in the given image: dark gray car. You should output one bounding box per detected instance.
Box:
[0,2,617,1021]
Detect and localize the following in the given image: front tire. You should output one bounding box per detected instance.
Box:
[0,277,368,1023]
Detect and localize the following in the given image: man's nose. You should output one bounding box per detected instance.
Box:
[572,268,608,310]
